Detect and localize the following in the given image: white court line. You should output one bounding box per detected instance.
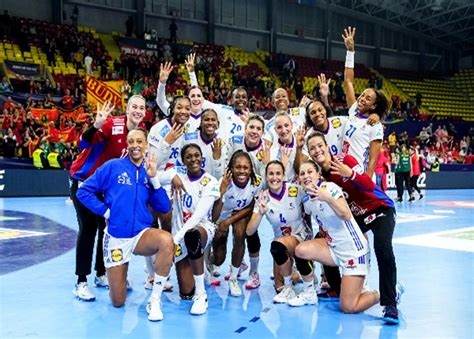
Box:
[396,213,448,224]
[0,227,50,240]
[394,226,474,252]
[433,209,455,214]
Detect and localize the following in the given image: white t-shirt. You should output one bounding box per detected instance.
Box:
[182,131,224,179]
[303,181,369,260]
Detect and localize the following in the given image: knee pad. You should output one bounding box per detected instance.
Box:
[179,286,195,300]
[184,228,204,260]
[295,256,313,276]
[270,241,289,266]
[246,232,261,254]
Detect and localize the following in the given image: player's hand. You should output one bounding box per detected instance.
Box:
[330,157,353,178]
[145,152,158,178]
[261,140,271,165]
[367,113,380,126]
[94,101,114,129]
[220,169,232,197]
[240,108,251,123]
[279,145,291,168]
[296,126,307,149]
[185,53,196,73]
[299,95,311,108]
[211,138,222,160]
[318,73,332,98]
[171,174,187,200]
[342,26,356,51]
[159,62,174,84]
[164,123,184,145]
[256,191,269,215]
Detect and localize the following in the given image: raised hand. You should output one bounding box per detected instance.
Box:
[159,62,174,84]
[171,174,187,200]
[94,101,115,129]
[279,145,292,168]
[295,126,307,149]
[211,138,222,160]
[367,113,380,126]
[185,53,196,73]
[164,123,184,145]
[256,191,269,215]
[318,73,332,98]
[220,169,232,197]
[342,26,356,52]
[145,152,158,178]
[330,156,353,177]
[261,140,271,165]
[240,108,251,123]
[299,95,311,108]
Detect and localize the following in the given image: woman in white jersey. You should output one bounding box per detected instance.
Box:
[267,111,307,182]
[246,160,313,303]
[211,151,263,296]
[342,26,389,178]
[288,160,380,313]
[182,108,224,179]
[167,143,220,315]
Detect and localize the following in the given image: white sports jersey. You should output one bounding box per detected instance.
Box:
[255,183,312,239]
[305,116,348,156]
[182,131,224,179]
[264,107,306,142]
[269,136,306,182]
[342,102,384,170]
[202,101,245,139]
[172,168,220,235]
[223,135,267,178]
[148,118,186,169]
[218,175,263,221]
[303,181,369,260]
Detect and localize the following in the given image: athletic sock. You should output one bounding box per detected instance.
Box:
[194,274,205,296]
[303,279,314,291]
[249,256,259,274]
[283,275,292,287]
[152,274,167,299]
[145,255,155,277]
[230,265,240,279]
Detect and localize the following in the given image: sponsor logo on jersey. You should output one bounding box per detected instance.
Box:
[159,125,171,138]
[232,135,244,144]
[290,107,299,116]
[185,132,198,141]
[118,172,132,185]
[280,226,292,236]
[112,126,124,135]
[288,186,298,197]
[346,258,355,268]
[111,249,123,262]
[175,244,182,257]
[364,213,376,224]
[331,118,341,128]
[253,176,261,186]
[200,177,210,186]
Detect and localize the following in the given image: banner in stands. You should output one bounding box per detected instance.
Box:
[30,108,59,122]
[4,60,42,79]
[85,76,124,110]
[117,37,160,55]
[49,126,77,143]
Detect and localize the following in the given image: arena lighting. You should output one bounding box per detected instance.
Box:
[431,0,443,11]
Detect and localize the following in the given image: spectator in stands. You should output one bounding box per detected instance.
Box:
[85,54,93,76]
[71,5,79,27]
[62,89,74,110]
[125,16,134,37]
[0,77,13,93]
[415,92,422,108]
[169,18,178,43]
[376,76,383,90]
[3,128,18,158]
[419,127,430,147]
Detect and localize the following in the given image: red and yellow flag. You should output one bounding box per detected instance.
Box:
[85,76,124,111]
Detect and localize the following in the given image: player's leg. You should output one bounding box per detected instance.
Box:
[107,263,129,307]
[227,217,247,296]
[271,236,299,303]
[340,275,379,313]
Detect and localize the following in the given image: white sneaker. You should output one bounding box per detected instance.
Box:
[229,278,242,297]
[288,288,318,307]
[73,282,96,301]
[209,264,221,277]
[204,266,221,286]
[396,281,405,305]
[147,296,164,321]
[273,286,296,304]
[94,275,109,288]
[245,272,261,290]
[224,261,249,281]
[190,293,208,315]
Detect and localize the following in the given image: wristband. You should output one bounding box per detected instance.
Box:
[103,208,111,219]
[350,169,357,181]
[345,51,355,68]
[149,176,161,189]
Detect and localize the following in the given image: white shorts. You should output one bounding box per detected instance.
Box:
[174,221,216,263]
[275,225,313,243]
[329,248,370,276]
[103,228,148,268]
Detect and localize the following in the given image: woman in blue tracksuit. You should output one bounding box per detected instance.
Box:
[77,128,174,322]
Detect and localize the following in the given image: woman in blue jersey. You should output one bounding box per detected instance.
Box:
[246,160,312,303]
[77,128,174,322]
[211,150,263,296]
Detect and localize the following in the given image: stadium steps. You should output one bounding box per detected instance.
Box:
[99,33,121,62]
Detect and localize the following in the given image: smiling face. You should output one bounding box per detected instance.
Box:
[275,115,293,144]
[200,109,219,138]
[299,162,320,189]
[245,118,264,146]
[266,162,285,192]
[173,97,191,125]
[232,155,252,186]
[307,135,330,168]
[182,145,203,176]
[126,96,146,127]
[308,101,327,129]
[127,129,147,165]
[188,87,204,113]
[357,88,377,114]
[272,88,290,111]
[232,88,248,112]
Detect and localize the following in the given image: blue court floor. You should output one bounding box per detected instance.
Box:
[1,189,473,339]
